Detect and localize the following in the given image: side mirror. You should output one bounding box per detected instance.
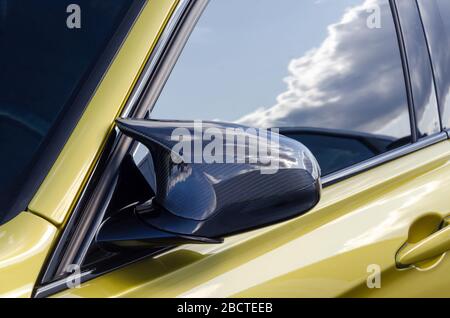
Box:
[96,118,321,250]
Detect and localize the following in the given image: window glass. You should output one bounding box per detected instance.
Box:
[0,0,141,223]
[417,0,450,129]
[151,0,411,176]
[396,0,441,138]
[435,0,450,29]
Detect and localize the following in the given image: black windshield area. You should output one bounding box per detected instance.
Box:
[0,0,143,223]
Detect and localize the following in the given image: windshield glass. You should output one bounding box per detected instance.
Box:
[0,0,144,223]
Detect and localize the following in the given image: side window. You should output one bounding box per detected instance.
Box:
[396,0,441,138]
[417,0,450,129]
[151,0,412,176]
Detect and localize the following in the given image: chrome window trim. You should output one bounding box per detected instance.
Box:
[120,0,192,118]
[390,0,418,143]
[322,132,448,186]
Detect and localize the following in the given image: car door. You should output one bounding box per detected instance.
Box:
[37,0,450,297]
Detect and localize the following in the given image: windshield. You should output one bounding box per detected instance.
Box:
[0,0,144,224]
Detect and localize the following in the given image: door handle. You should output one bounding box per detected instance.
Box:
[396,217,450,268]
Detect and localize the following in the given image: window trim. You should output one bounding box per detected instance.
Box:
[33,0,203,298]
[322,132,447,185]
[34,0,448,297]
[390,0,418,144]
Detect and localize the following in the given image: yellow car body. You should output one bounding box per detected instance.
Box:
[1,0,449,298]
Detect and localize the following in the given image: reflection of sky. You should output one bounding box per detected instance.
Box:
[418,0,450,129]
[151,0,410,139]
[152,0,358,120]
[393,0,440,138]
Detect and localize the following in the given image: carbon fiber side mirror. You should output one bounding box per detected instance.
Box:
[96,118,321,250]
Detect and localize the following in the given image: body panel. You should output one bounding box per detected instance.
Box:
[55,140,450,297]
[28,0,179,226]
[0,213,57,298]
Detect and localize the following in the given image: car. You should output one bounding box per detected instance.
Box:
[1,0,449,298]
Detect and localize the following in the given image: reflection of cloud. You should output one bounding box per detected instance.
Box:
[237,0,410,138]
[417,0,450,128]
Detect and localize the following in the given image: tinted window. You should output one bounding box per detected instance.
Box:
[280,128,393,175]
[151,0,411,176]
[417,0,450,129]
[0,0,141,223]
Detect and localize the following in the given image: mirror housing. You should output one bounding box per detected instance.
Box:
[96,118,321,250]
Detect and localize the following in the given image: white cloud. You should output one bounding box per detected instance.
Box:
[237,0,410,139]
